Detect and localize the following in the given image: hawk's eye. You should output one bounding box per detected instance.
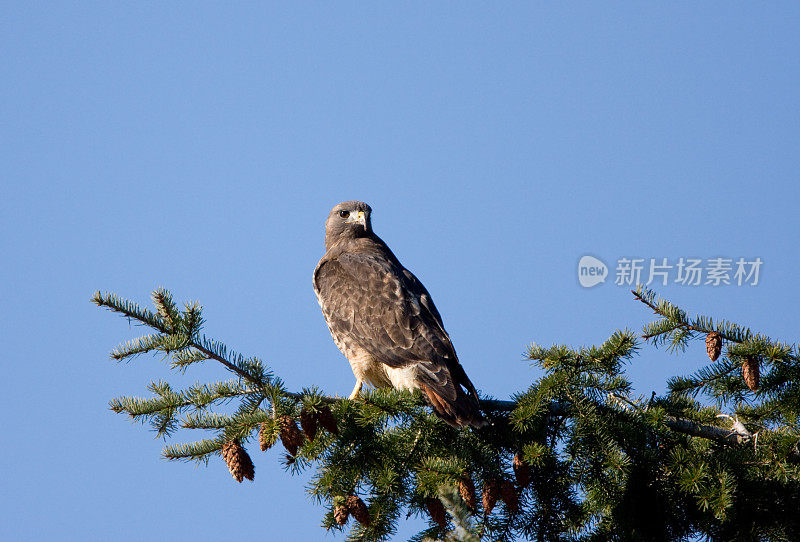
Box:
[339,210,350,219]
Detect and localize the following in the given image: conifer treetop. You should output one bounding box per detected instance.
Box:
[93,286,800,541]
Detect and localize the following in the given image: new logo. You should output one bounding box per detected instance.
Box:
[578,255,608,288]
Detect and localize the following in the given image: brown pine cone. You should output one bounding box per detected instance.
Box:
[742,356,760,391]
[706,332,722,361]
[426,497,447,529]
[512,453,531,489]
[482,479,500,514]
[259,421,276,451]
[346,495,370,526]
[221,440,254,483]
[459,473,477,512]
[500,479,519,513]
[279,415,304,456]
[300,409,318,442]
[333,501,349,526]
[317,405,339,435]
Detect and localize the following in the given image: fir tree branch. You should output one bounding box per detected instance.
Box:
[163,438,224,462]
[93,291,170,333]
[632,285,762,346]
[96,287,800,541]
[110,333,169,360]
[192,337,263,387]
[484,397,756,449]
[431,485,481,542]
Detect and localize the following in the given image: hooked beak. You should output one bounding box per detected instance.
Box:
[346,210,367,227]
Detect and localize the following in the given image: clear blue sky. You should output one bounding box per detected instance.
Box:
[2,4,799,541]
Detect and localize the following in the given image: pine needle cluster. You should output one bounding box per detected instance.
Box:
[93,286,800,541]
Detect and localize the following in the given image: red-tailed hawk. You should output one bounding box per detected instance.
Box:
[313,201,486,428]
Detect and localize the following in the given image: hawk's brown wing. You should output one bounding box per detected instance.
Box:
[314,239,484,427]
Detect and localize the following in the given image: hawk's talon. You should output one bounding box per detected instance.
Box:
[349,379,363,400]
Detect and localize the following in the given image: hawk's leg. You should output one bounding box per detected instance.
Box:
[348,379,363,400]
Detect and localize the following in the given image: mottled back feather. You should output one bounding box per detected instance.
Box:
[314,204,485,428]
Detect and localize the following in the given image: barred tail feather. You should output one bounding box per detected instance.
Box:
[420,383,487,429]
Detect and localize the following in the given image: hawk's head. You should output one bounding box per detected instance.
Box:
[325,201,373,250]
